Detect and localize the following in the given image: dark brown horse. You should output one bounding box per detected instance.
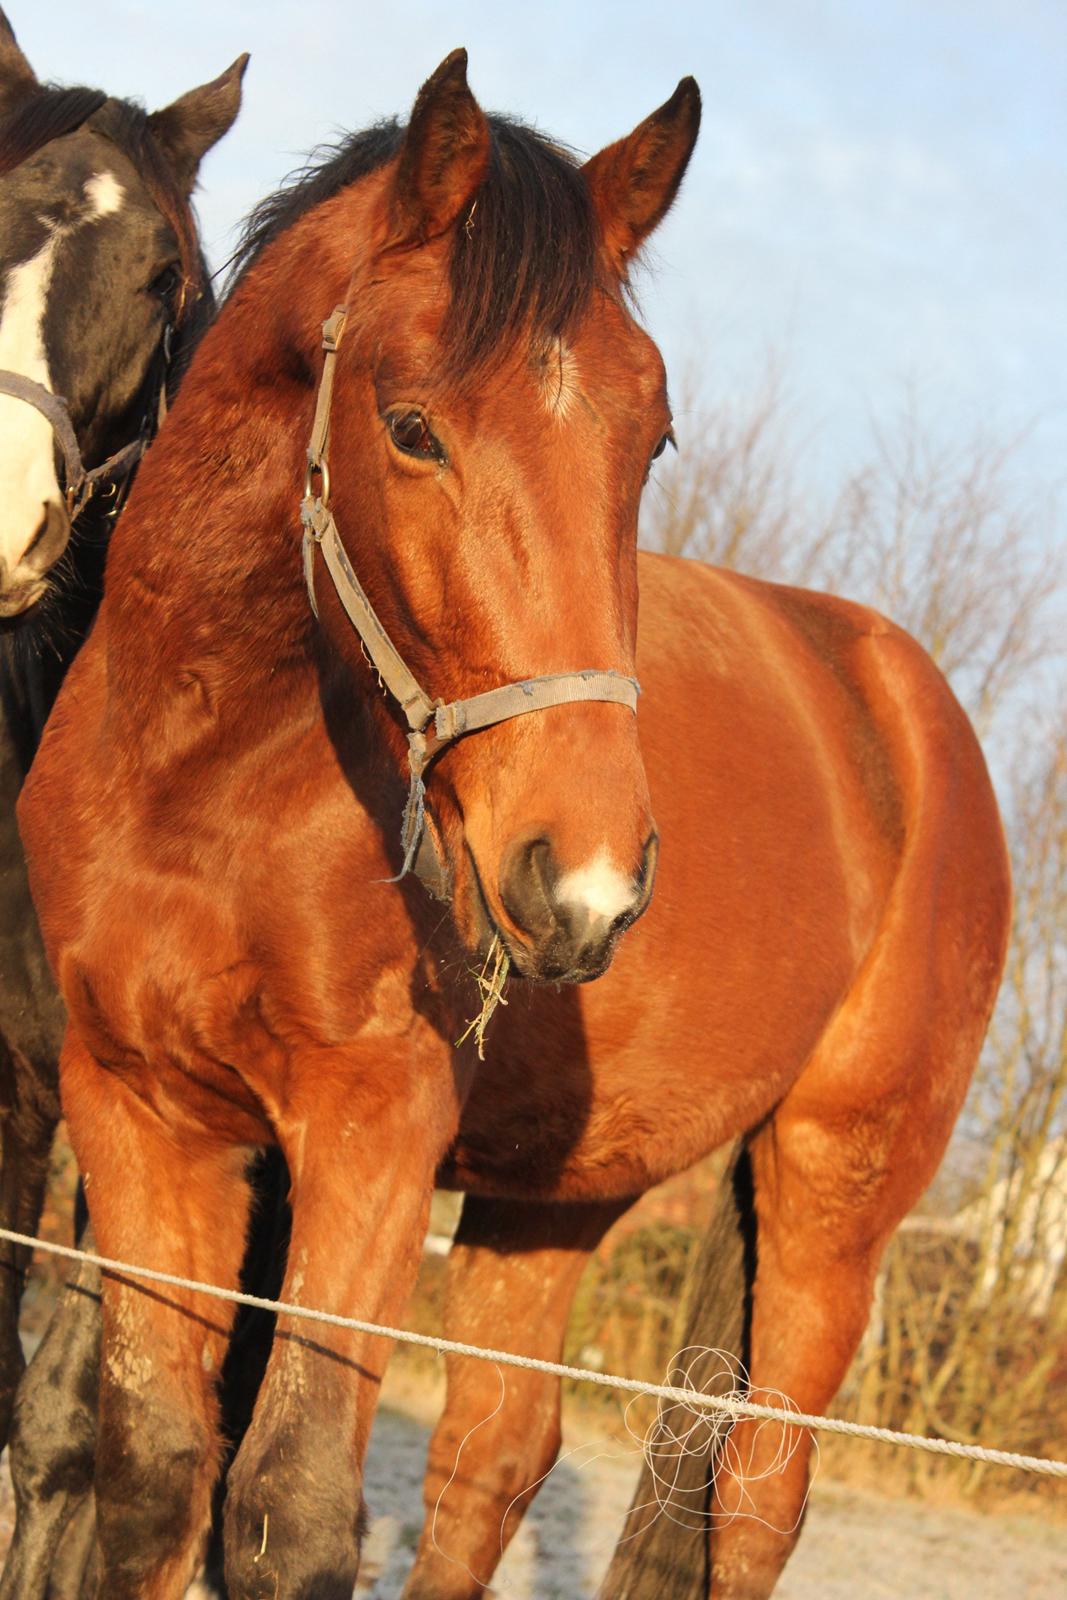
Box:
[17,51,702,1597]
[0,4,244,1458]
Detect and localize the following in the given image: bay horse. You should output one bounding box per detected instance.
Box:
[16,50,702,1597]
[0,5,246,1449]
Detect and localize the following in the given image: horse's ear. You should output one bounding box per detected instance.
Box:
[0,9,37,107]
[392,48,490,245]
[148,53,249,192]
[583,78,701,269]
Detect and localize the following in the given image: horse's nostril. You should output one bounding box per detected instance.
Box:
[500,835,558,942]
[635,831,659,902]
[24,506,51,559]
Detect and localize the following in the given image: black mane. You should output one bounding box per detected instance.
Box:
[0,83,202,315]
[231,114,602,371]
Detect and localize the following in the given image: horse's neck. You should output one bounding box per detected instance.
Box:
[101,302,326,755]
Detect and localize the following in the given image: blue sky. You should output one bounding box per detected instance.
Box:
[12,1,1067,502]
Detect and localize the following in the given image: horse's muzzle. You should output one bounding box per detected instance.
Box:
[0,501,71,618]
[497,831,658,983]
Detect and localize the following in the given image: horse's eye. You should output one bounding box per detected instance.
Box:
[650,428,675,464]
[149,263,182,303]
[644,428,676,483]
[387,409,442,462]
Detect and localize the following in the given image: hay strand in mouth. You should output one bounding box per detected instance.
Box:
[456,935,511,1060]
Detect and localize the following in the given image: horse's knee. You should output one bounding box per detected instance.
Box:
[8,1366,96,1507]
[223,1411,365,1600]
[94,1395,212,1590]
[428,1380,562,1509]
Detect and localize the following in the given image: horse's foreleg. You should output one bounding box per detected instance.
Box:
[0,1233,100,1600]
[222,1047,457,1600]
[0,1030,62,1446]
[61,1040,251,1600]
[402,1194,630,1600]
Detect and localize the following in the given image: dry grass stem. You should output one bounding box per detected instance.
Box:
[456,935,511,1060]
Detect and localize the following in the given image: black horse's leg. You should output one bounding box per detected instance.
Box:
[0,1031,62,1446]
[0,713,67,1447]
[51,1494,99,1600]
[0,1216,100,1600]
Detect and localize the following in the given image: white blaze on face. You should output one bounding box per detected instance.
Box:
[0,171,125,579]
[555,848,640,926]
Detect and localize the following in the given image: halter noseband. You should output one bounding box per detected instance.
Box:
[0,362,168,521]
[300,306,640,896]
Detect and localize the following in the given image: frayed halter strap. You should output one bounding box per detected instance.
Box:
[300,305,640,894]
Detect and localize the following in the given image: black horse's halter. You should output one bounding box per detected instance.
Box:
[0,90,178,526]
[300,306,641,897]
[0,342,171,522]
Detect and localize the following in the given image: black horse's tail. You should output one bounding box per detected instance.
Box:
[599,1140,756,1600]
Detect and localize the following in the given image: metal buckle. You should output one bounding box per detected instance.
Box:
[302,455,331,507]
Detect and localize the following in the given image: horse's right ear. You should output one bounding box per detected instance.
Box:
[0,10,37,109]
[391,49,490,245]
[583,78,701,271]
[148,53,249,193]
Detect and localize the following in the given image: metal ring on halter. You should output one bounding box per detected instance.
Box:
[303,456,331,508]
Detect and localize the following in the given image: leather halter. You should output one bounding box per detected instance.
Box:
[0,363,167,520]
[300,306,640,896]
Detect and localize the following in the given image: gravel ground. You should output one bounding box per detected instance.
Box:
[1,1404,1063,1598]
[355,1405,1067,1600]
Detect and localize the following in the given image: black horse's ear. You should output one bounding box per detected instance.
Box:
[148,53,249,192]
[583,78,701,270]
[392,48,490,245]
[0,9,37,109]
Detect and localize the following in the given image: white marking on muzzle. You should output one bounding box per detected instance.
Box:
[555,848,640,924]
[0,171,125,581]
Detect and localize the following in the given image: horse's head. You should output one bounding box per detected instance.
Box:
[291,53,699,982]
[0,12,245,619]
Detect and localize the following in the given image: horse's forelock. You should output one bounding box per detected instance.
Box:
[443,119,601,375]
[230,115,605,374]
[0,84,107,178]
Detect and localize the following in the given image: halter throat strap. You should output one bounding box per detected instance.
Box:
[299,305,640,892]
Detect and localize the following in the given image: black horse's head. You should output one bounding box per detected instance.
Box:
[0,11,246,620]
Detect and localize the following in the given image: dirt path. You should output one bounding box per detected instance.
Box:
[355,1406,1067,1599]
[1,1405,1063,1596]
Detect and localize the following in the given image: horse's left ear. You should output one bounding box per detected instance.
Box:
[583,78,701,269]
[148,53,250,192]
[392,49,491,245]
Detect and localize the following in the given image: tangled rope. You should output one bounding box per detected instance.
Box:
[2,1225,1064,1479]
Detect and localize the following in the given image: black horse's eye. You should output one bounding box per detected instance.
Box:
[386,409,443,462]
[148,263,182,303]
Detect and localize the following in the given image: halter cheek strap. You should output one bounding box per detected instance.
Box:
[299,305,640,894]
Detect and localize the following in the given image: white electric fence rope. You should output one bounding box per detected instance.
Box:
[2,1225,1065,1480]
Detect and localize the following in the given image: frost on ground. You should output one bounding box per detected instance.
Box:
[1,1406,1064,1598]
[355,1405,1067,1600]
